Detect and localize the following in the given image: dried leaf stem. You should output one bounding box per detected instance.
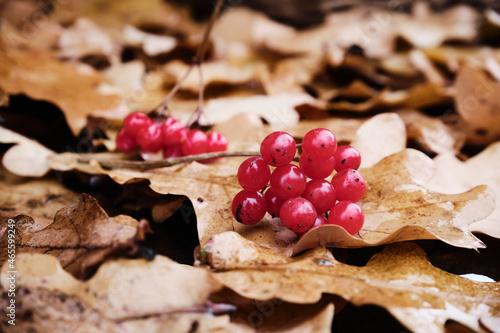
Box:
[77,151,261,170]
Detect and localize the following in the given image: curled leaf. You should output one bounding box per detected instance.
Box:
[426,142,500,239]
[201,232,500,333]
[0,253,229,333]
[0,194,140,278]
[0,127,55,177]
[294,149,496,253]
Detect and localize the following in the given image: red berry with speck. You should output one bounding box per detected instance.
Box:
[330,168,367,202]
[280,198,317,233]
[270,164,307,200]
[299,153,335,179]
[260,131,296,167]
[334,145,361,171]
[302,179,337,214]
[296,214,328,237]
[238,157,271,191]
[302,128,337,161]
[232,190,267,225]
[328,201,364,235]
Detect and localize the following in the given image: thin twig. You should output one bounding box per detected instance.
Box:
[78,151,261,171]
[187,63,205,127]
[156,0,224,119]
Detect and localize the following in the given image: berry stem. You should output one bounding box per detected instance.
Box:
[187,63,205,128]
[155,0,224,119]
[77,150,262,170]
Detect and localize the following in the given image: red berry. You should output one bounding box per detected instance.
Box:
[270,164,307,200]
[124,112,151,136]
[264,187,286,218]
[237,157,271,191]
[232,190,267,225]
[162,117,184,145]
[299,153,336,179]
[330,168,367,202]
[163,143,183,158]
[334,145,361,171]
[296,214,328,237]
[280,198,317,233]
[136,121,163,152]
[207,132,228,153]
[302,179,337,214]
[328,201,364,235]
[260,131,296,167]
[302,128,337,161]
[181,129,208,156]
[116,128,138,153]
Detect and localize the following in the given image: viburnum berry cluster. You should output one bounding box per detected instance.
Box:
[116,112,227,159]
[232,128,366,236]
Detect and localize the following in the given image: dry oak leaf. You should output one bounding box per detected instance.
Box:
[233,3,478,59]
[162,60,257,93]
[350,113,406,169]
[0,253,240,333]
[294,149,495,254]
[0,126,55,177]
[47,155,299,256]
[327,81,451,113]
[122,24,177,57]
[202,94,314,128]
[423,46,500,73]
[200,232,500,333]
[58,17,120,63]
[0,194,140,279]
[425,142,500,239]
[0,47,121,135]
[454,66,500,145]
[0,171,81,235]
[398,109,466,155]
[211,288,335,333]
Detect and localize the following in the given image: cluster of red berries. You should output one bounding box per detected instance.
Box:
[116,112,227,158]
[232,128,366,236]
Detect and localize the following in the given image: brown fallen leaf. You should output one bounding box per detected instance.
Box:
[202,93,314,128]
[58,17,120,63]
[0,45,121,136]
[0,194,140,279]
[425,142,500,239]
[211,288,335,333]
[162,60,257,93]
[349,113,406,169]
[47,146,495,257]
[0,126,55,177]
[200,232,500,333]
[47,153,299,256]
[327,81,451,113]
[398,109,466,155]
[234,3,478,59]
[0,253,238,333]
[424,46,500,73]
[0,169,81,234]
[454,66,500,145]
[122,24,177,57]
[294,149,495,253]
